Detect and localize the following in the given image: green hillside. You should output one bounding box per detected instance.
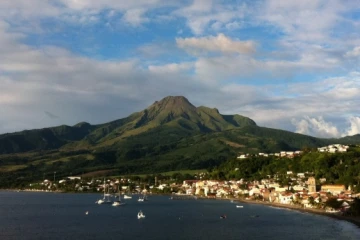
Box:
[0,96,359,187]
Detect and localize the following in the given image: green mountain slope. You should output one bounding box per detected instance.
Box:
[0,96,256,154]
[0,123,94,154]
[0,96,359,186]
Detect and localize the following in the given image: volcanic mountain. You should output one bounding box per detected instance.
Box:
[0,96,359,180]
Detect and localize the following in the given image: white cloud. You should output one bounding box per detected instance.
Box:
[257,0,360,75]
[122,8,148,26]
[291,116,341,138]
[59,0,164,11]
[187,51,338,85]
[345,46,360,58]
[148,62,193,74]
[345,117,360,136]
[259,0,346,42]
[173,0,246,35]
[0,0,177,29]
[291,116,360,138]
[225,21,242,30]
[176,33,256,55]
[0,0,61,19]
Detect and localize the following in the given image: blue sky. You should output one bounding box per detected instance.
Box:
[0,0,360,138]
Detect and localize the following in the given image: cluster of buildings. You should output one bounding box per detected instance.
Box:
[23,144,357,213]
[27,176,163,193]
[237,144,349,159]
[237,151,303,159]
[24,170,359,213]
[178,174,359,212]
[317,144,349,153]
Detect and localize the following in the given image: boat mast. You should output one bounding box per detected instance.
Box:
[118,185,121,201]
[103,178,106,199]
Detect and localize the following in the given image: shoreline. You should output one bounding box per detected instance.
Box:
[237,199,360,228]
[174,194,360,228]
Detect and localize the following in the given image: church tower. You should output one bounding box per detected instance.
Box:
[307,177,316,193]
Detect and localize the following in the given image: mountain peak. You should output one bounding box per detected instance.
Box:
[154,96,194,108]
[150,96,196,112]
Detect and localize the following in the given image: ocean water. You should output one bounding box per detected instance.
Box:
[0,191,359,240]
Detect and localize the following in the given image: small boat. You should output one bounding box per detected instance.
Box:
[123,195,132,199]
[137,210,145,219]
[220,215,227,219]
[112,187,126,206]
[250,215,259,218]
[96,178,112,205]
[138,194,148,202]
[112,200,126,206]
[85,211,89,215]
[96,197,112,205]
[236,205,243,208]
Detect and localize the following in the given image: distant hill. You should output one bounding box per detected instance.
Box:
[0,96,359,185]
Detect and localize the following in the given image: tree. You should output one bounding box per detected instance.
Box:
[325,198,342,209]
[308,196,315,206]
[347,198,360,216]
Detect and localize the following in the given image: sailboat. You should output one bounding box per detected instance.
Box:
[137,210,145,219]
[123,194,132,199]
[96,179,112,205]
[138,193,148,202]
[112,187,126,207]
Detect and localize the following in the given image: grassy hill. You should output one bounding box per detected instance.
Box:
[0,96,359,187]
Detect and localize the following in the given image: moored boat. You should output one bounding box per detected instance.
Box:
[96,179,112,205]
[112,186,125,206]
[137,210,145,219]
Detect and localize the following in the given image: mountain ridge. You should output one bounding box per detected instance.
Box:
[0,96,359,183]
[0,95,358,155]
[0,96,257,154]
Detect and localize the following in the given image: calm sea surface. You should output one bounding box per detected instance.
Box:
[0,191,359,240]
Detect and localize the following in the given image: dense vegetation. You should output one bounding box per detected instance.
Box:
[211,146,360,192]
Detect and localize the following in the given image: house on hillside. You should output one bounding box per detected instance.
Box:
[279,192,293,204]
[321,184,346,195]
[182,180,199,188]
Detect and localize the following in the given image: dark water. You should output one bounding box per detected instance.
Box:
[0,192,359,240]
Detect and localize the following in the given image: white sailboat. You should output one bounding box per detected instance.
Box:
[138,194,148,202]
[96,179,112,205]
[138,193,148,202]
[123,194,132,199]
[137,210,145,219]
[112,187,125,207]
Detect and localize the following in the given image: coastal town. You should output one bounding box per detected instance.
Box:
[23,144,360,215]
